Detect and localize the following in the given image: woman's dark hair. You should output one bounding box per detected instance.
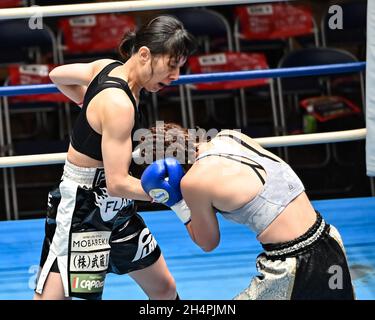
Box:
[119,15,196,63]
[138,122,204,172]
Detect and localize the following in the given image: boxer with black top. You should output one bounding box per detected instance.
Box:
[34,16,195,300]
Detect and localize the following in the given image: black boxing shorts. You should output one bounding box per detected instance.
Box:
[35,160,161,300]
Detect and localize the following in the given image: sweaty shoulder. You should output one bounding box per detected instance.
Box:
[92,59,119,74]
[100,89,135,121]
[90,59,134,113]
[93,73,135,134]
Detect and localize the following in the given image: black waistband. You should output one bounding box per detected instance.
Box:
[261,211,329,257]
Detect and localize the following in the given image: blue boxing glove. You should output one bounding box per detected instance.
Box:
[141,158,191,224]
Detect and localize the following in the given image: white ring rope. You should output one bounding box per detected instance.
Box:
[0,128,366,168]
[0,0,284,20]
[255,128,366,148]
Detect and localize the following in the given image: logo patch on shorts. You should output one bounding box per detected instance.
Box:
[70,251,110,272]
[132,228,157,262]
[70,273,106,293]
[71,231,111,252]
[93,187,133,221]
[70,231,111,272]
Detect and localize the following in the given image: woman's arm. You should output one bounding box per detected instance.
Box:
[181,178,220,252]
[49,59,113,105]
[101,89,151,201]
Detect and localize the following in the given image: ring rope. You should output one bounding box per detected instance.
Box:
[0,0,283,20]
[0,128,366,168]
[0,62,366,97]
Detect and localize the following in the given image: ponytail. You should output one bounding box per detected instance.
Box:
[118,31,136,61]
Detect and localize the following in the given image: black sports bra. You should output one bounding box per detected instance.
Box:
[70,61,145,161]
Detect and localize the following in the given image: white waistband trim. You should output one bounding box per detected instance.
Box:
[62,160,103,186]
[264,219,326,257]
